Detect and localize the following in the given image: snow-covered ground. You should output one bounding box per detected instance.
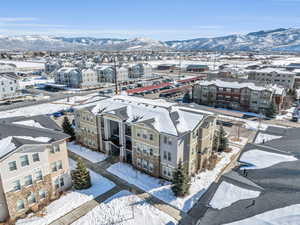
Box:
[254,133,282,144]
[276,106,295,120]
[209,181,260,210]
[224,204,300,225]
[240,149,297,170]
[108,147,240,212]
[19,77,54,89]
[68,142,107,163]
[16,159,115,225]
[72,190,177,225]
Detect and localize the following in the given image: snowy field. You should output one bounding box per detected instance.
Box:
[108,147,240,212]
[209,181,260,210]
[0,94,104,119]
[68,142,107,163]
[240,149,297,170]
[72,190,177,225]
[254,133,282,144]
[16,159,115,225]
[224,204,300,225]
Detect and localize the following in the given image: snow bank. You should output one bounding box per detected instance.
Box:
[254,133,282,144]
[67,142,107,163]
[240,150,297,170]
[108,147,240,212]
[224,204,300,225]
[16,159,115,225]
[72,190,177,225]
[209,181,260,210]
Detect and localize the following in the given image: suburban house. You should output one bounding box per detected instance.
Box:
[0,73,19,100]
[0,116,72,222]
[192,79,286,114]
[74,95,217,180]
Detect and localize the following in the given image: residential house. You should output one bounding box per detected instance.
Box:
[0,73,19,100]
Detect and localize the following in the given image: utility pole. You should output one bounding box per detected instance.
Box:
[113,56,118,95]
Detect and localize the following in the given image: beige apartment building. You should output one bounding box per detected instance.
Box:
[0,118,71,222]
[75,95,217,180]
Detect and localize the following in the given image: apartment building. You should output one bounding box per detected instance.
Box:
[54,67,82,88]
[0,73,19,100]
[74,95,216,180]
[0,118,71,222]
[192,79,286,114]
[247,68,296,89]
[129,63,152,79]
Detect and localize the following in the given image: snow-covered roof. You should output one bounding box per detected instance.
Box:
[57,67,79,73]
[248,68,296,75]
[91,95,209,136]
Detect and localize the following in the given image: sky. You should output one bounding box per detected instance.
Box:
[1,0,300,40]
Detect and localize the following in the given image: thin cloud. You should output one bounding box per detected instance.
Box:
[0,17,38,22]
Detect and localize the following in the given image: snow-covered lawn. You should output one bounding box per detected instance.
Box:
[68,142,107,163]
[240,149,297,170]
[108,147,240,212]
[16,159,115,225]
[209,181,260,210]
[254,133,282,144]
[72,190,177,225]
[224,204,300,225]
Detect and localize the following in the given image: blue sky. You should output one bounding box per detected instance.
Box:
[1,0,300,40]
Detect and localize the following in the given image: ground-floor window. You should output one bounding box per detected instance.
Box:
[16,199,25,211]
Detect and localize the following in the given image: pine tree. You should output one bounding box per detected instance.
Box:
[72,157,91,190]
[62,116,75,140]
[218,125,228,152]
[182,92,191,103]
[171,162,191,197]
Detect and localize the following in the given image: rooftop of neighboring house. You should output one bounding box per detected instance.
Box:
[88,95,214,136]
[190,126,300,225]
[0,115,69,160]
[56,67,79,73]
[196,79,285,94]
[247,67,296,75]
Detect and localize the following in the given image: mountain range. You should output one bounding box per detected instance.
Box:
[1,28,300,52]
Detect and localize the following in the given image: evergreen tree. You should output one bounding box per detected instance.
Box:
[182,92,191,103]
[218,125,228,152]
[72,157,91,190]
[62,116,75,140]
[171,162,191,197]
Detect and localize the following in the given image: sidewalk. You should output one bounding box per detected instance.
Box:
[68,150,185,222]
[50,186,122,225]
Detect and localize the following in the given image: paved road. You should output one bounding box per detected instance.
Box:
[67,150,187,224]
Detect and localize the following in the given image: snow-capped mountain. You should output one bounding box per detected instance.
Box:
[165,28,300,52]
[1,28,300,51]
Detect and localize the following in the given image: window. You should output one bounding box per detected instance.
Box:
[38,189,46,199]
[163,136,168,144]
[163,151,167,160]
[27,193,36,205]
[51,162,58,172]
[149,134,153,140]
[150,148,153,156]
[32,153,40,162]
[57,161,63,170]
[149,163,154,172]
[16,200,25,211]
[35,170,43,181]
[167,152,172,161]
[8,161,17,171]
[137,158,141,167]
[54,178,60,189]
[137,132,141,137]
[20,155,29,167]
[142,159,148,170]
[24,175,33,186]
[54,145,60,152]
[60,177,64,187]
[50,147,55,154]
[12,180,21,192]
